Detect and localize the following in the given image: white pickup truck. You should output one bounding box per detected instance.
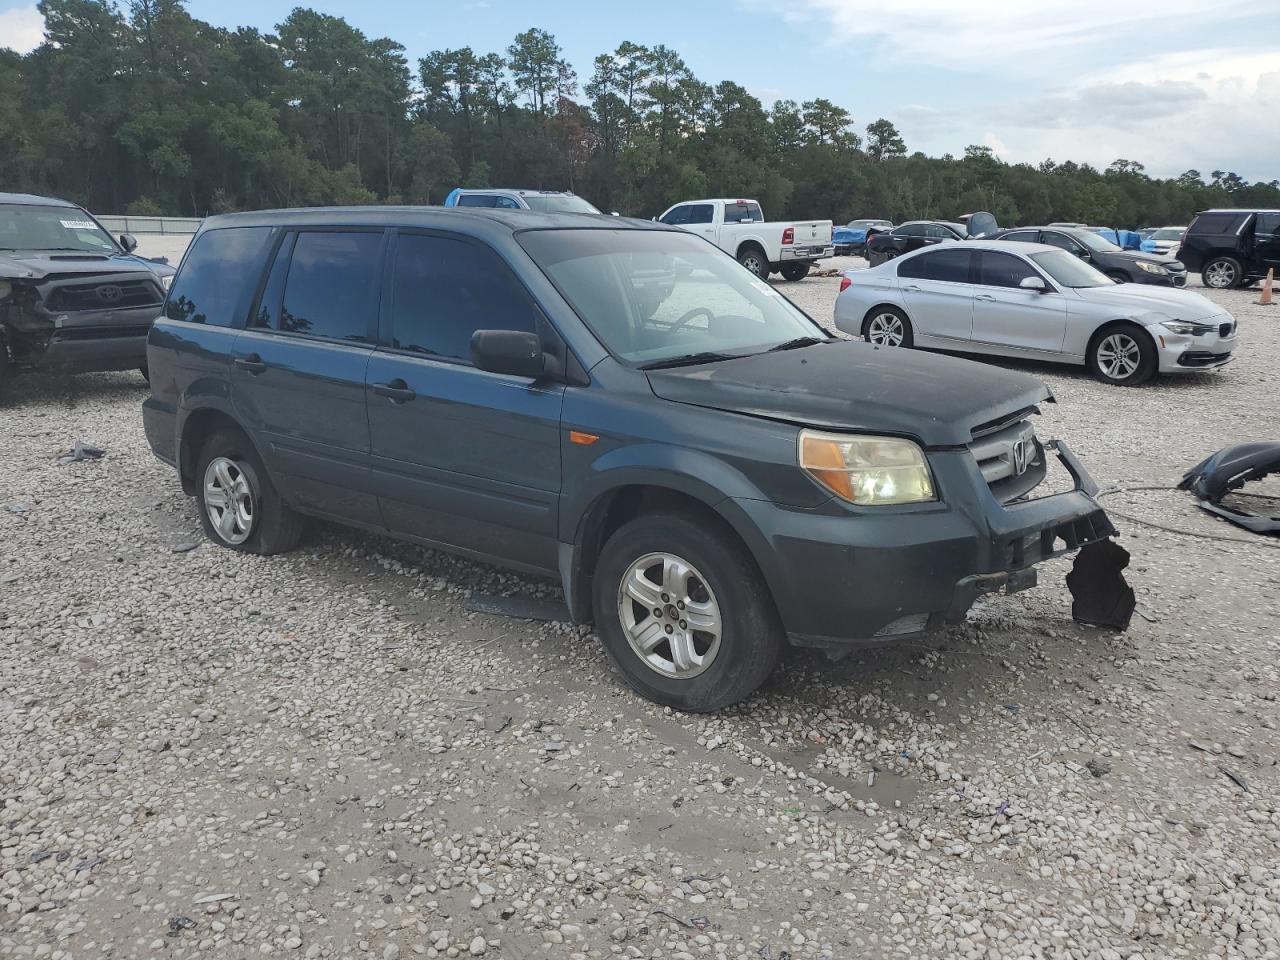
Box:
[656,198,834,280]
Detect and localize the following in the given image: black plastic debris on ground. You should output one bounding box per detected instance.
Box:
[465,593,570,622]
[1066,539,1136,631]
[1179,442,1280,536]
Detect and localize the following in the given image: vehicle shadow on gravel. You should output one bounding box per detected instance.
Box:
[921,349,1233,391]
[1,369,150,408]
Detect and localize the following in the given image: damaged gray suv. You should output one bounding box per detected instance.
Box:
[0,192,176,392]
[145,206,1121,711]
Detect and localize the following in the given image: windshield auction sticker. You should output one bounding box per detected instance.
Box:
[60,220,98,230]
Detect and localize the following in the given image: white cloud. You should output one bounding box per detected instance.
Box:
[0,5,44,54]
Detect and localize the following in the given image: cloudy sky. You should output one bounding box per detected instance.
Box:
[1,0,1275,181]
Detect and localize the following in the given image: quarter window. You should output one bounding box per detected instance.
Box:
[388,234,538,363]
[1189,212,1248,234]
[277,231,382,341]
[979,251,1041,288]
[164,226,273,327]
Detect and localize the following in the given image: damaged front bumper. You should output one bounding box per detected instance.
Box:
[731,439,1121,650]
[1179,442,1280,535]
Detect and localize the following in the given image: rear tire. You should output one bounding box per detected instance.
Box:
[1202,256,1243,289]
[592,512,784,712]
[779,262,810,282]
[737,245,767,278]
[862,306,914,348]
[1087,323,1156,386]
[196,428,304,554]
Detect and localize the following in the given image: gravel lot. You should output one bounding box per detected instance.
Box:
[2,261,1278,959]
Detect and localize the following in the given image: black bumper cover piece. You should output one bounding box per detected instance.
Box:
[1179,442,1280,535]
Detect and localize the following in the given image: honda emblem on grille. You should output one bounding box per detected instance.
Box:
[96,284,123,304]
[1011,438,1029,477]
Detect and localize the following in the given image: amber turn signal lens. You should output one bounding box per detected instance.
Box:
[569,430,599,446]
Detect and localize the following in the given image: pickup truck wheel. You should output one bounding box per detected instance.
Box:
[779,263,810,281]
[593,512,784,712]
[197,429,304,554]
[862,307,913,348]
[1202,257,1242,289]
[737,246,767,278]
[1087,324,1156,386]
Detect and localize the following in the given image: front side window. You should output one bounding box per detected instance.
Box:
[979,251,1040,288]
[1041,232,1083,255]
[659,205,691,225]
[277,231,382,341]
[165,226,273,327]
[1001,230,1039,243]
[0,202,118,254]
[519,228,821,366]
[388,234,538,362]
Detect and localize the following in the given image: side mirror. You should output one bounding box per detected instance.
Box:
[1075,249,1090,260]
[1019,275,1049,293]
[119,233,138,253]
[470,329,546,379]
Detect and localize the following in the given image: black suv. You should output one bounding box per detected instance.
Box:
[1177,209,1280,289]
[990,226,1188,287]
[144,207,1115,711]
[866,221,966,266]
[0,192,176,391]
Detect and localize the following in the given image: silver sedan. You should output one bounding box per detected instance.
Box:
[833,240,1237,385]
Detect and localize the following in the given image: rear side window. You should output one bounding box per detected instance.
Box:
[979,251,1039,288]
[164,226,272,327]
[1188,212,1248,235]
[1255,213,1280,236]
[277,231,383,341]
[387,234,538,363]
[900,248,973,283]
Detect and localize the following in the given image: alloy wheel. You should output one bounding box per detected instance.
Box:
[617,552,722,679]
[1205,260,1236,288]
[203,456,255,545]
[1096,333,1141,380]
[867,313,906,346]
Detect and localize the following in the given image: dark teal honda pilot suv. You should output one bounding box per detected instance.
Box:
[144,207,1115,711]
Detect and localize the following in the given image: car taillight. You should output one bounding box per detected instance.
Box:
[839,276,852,293]
[782,227,794,245]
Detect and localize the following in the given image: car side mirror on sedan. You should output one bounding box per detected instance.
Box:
[119,233,138,253]
[1019,276,1050,293]
[471,329,548,379]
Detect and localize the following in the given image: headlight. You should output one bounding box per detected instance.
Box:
[1135,261,1167,275]
[161,275,174,291]
[1161,320,1215,335]
[799,430,935,505]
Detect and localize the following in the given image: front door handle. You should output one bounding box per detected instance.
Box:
[234,353,267,374]
[902,284,922,292]
[975,294,996,302]
[372,379,416,403]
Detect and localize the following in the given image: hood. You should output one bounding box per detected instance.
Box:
[0,250,174,281]
[1105,249,1180,268]
[645,340,1050,447]
[1070,283,1223,321]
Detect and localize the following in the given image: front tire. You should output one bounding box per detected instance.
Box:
[779,262,810,282]
[1087,324,1156,386]
[862,306,914,348]
[196,429,304,554]
[592,512,784,712]
[737,245,767,278]
[1202,256,1243,289]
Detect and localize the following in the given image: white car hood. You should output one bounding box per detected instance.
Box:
[1070,284,1222,322]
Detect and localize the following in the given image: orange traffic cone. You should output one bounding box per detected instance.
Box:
[1261,268,1275,306]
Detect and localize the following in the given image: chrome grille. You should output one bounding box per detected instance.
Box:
[969,419,1045,503]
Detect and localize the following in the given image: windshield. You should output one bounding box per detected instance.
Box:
[1076,231,1120,253]
[1030,250,1115,288]
[522,194,602,215]
[0,203,119,253]
[1150,228,1184,240]
[519,229,823,365]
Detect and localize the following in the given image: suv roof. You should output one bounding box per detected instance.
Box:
[453,188,583,199]
[1199,208,1280,214]
[198,205,655,235]
[0,192,78,208]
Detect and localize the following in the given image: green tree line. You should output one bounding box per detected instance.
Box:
[2,0,1277,224]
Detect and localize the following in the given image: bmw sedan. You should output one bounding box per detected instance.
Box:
[833,241,1237,386]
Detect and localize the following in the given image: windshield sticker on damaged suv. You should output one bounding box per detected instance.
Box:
[60,220,98,230]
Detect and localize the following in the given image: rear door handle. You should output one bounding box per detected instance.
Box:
[372,379,416,403]
[234,353,267,374]
[975,294,996,302]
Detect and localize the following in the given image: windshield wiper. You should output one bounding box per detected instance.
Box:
[639,351,737,371]
[767,336,826,352]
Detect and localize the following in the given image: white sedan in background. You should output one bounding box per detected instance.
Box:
[833,241,1238,386]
